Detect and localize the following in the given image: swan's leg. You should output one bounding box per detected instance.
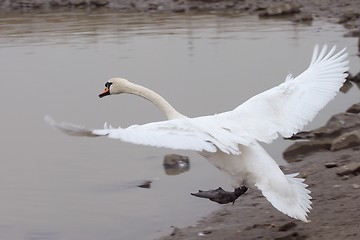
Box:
[191,186,248,204]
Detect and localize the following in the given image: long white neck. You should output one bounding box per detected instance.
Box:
[127,82,186,120]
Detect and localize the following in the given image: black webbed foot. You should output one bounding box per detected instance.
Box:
[191,186,248,204]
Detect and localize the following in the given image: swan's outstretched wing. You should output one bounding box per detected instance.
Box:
[220,45,349,143]
[45,114,255,154]
[45,115,222,153]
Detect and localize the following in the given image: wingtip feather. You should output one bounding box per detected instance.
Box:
[44,115,98,137]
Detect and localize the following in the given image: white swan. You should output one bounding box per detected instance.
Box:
[46,45,349,222]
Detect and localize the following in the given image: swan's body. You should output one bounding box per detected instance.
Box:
[46,45,349,222]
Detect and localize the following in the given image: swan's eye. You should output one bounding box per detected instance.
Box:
[105,82,113,88]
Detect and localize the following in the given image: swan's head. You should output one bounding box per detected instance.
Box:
[99,78,131,98]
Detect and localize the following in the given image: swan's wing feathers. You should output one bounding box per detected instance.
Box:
[99,121,218,152]
[225,45,349,143]
[44,115,98,137]
[45,115,217,153]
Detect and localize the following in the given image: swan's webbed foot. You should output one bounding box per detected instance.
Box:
[191,186,248,204]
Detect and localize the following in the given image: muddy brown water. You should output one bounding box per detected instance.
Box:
[0,10,359,240]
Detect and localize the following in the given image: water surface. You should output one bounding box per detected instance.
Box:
[0,10,359,240]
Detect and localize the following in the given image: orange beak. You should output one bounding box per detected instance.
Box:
[99,87,110,98]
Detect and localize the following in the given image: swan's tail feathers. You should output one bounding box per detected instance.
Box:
[44,115,107,137]
[257,173,312,222]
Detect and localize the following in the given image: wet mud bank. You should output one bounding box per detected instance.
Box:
[2,1,360,43]
[0,0,359,27]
